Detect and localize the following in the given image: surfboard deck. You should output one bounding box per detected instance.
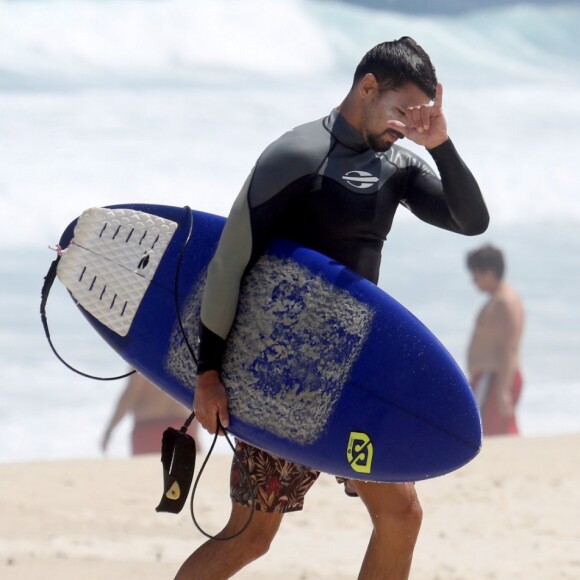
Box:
[54,204,482,482]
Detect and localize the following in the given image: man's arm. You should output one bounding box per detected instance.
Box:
[195,129,325,434]
[194,175,294,433]
[388,82,489,235]
[197,174,255,375]
[402,138,489,235]
[195,175,255,434]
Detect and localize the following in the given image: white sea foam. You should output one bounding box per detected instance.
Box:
[0,0,578,461]
[0,1,579,247]
[0,0,578,88]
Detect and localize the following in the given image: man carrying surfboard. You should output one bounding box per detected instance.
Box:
[178,37,489,579]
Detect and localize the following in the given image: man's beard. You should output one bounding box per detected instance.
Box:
[366,129,404,152]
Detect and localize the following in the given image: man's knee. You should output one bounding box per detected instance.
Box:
[225,505,282,561]
[355,482,423,535]
[377,496,422,545]
[396,492,423,531]
[241,525,277,560]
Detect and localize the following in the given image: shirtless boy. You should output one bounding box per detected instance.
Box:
[466,244,525,435]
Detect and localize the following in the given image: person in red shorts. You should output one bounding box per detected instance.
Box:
[466,244,525,436]
[102,372,198,455]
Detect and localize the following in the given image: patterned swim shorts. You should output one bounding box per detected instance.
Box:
[230,440,320,513]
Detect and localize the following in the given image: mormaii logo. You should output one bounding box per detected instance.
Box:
[342,170,379,189]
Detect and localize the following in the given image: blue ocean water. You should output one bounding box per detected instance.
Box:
[0,0,578,462]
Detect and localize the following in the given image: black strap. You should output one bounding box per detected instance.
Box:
[155,412,256,540]
[190,419,256,541]
[40,254,135,381]
[43,207,257,538]
[173,205,198,366]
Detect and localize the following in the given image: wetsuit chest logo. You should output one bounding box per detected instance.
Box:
[342,170,379,190]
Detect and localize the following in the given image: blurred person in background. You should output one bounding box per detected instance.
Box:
[102,372,197,455]
[466,244,525,436]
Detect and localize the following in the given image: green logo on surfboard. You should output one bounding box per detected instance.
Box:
[347,431,374,474]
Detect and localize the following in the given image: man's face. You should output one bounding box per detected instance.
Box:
[470,269,498,293]
[361,81,432,152]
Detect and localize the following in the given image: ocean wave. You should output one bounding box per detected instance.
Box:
[0,0,578,90]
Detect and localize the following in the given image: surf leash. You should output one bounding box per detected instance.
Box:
[40,202,198,380]
[40,250,135,381]
[173,205,199,366]
[156,411,256,540]
[42,206,256,537]
[164,206,256,539]
[190,416,257,540]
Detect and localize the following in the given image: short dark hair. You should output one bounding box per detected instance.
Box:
[353,37,437,99]
[466,244,505,279]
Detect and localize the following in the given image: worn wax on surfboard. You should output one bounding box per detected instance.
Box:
[166,255,374,445]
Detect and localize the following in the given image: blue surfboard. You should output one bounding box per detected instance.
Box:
[54,204,482,482]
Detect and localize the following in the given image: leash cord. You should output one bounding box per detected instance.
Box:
[188,415,256,540]
[40,254,135,381]
[173,206,198,366]
[174,208,256,539]
[41,206,256,536]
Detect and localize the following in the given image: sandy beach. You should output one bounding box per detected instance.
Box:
[1,433,579,579]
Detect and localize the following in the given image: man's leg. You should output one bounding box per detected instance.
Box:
[175,439,319,580]
[353,481,422,580]
[174,502,284,580]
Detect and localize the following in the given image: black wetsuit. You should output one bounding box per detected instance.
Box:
[198,108,488,373]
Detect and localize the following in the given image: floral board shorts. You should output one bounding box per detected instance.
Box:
[230,440,357,513]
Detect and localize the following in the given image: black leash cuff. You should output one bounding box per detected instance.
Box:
[156,411,198,514]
